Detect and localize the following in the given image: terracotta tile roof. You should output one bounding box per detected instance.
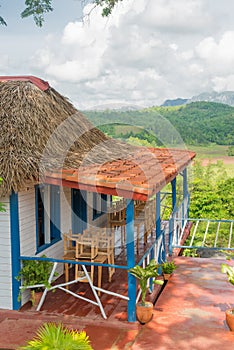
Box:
[44,147,196,201]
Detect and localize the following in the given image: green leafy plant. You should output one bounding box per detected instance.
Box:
[129,259,163,306]
[16,256,57,303]
[0,0,123,27]
[161,260,177,274]
[18,322,93,350]
[221,263,234,286]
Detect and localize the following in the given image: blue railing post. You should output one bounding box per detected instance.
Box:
[187,193,190,219]
[171,178,177,212]
[168,217,173,256]
[126,199,136,322]
[182,168,188,223]
[162,227,166,262]
[156,192,163,267]
[149,243,155,292]
[183,168,188,199]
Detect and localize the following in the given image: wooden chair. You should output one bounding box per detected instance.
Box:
[63,229,109,295]
[63,230,78,289]
[143,199,156,244]
[135,200,145,218]
[108,201,126,242]
[75,233,98,283]
[97,227,115,282]
[75,228,109,295]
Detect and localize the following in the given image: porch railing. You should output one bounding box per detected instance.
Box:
[135,227,165,303]
[19,255,129,319]
[19,222,166,321]
[168,194,190,255]
[168,194,234,254]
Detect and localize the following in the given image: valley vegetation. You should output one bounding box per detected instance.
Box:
[84,101,234,148]
[85,101,234,252]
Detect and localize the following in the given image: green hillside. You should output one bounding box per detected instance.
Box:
[83,101,234,146]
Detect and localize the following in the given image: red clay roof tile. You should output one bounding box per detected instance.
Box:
[45,147,196,201]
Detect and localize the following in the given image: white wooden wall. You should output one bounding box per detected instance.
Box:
[0,197,12,309]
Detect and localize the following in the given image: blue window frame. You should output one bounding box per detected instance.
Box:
[93,193,107,220]
[72,189,87,234]
[35,184,61,253]
[101,193,108,212]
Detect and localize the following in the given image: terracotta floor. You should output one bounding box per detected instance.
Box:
[0,256,234,349]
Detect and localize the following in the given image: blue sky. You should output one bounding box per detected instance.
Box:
[1,0,234,109]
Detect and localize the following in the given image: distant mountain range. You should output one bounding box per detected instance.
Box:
[161,91,234,107]
[85,103,142,111]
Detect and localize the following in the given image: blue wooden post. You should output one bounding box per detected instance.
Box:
[126,199,136,322]
[149,243,154,292]
[156,192,161,241]
[10,191,21,310]
[171,178,177,212]
[156,192,165,265]
[183,168,188,219]
[183,168,188,198]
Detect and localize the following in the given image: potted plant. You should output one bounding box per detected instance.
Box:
[16,255,55,308]
[161,260,177,280]
[18,322,93,349]
[129,259,163,324]
[221,263,234,331]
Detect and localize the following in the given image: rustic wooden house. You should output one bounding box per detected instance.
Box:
[0,76,195,321]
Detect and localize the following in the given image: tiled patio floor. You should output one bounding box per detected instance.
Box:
[0,256,234,349]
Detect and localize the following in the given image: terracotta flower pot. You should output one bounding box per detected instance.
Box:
[136,301,154,324]
[30,290,43,310]
[226,309,234,331]
[163,273,171,281]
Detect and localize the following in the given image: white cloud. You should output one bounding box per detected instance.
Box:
[212,75,234,92]
[21,0,234,107]
[139,0,211,33]
[196,31,234,75]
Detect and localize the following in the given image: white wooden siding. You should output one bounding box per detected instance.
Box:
[18,186,64,260]
[19,187,36,256]
[0,197,12,309]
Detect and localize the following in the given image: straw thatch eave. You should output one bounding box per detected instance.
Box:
[0,80,135,197]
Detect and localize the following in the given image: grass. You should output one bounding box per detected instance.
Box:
[113,125,142,135]
[187,144,234,178]
[187,144,230,158]
[224,164,234,178]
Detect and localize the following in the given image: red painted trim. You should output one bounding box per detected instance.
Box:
[0,76,49,91]
[44,176,150,201]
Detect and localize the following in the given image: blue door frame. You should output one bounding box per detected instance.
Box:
[10,191,21,310]
[72,189,87,234]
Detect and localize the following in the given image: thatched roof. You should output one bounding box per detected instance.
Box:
[0,76,136,197]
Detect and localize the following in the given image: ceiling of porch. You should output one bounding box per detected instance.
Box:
[44,147,196,201]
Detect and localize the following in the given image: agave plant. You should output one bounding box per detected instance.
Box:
[18,322,93,350]
[129,259,163,306]
[161,260,177,275]
[221,263,234,286]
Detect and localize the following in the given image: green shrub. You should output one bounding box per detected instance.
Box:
[18,322,93,350]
